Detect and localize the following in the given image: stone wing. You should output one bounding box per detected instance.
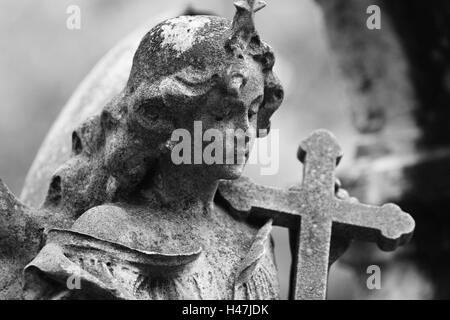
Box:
[0,179,43,299]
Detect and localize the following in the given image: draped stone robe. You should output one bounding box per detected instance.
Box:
[23,201,280,300]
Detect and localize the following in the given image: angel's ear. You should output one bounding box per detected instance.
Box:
[45,174,62,206]
[72,115,103,156]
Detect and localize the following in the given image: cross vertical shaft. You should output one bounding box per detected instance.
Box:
[289,129,342,300]
[291,216,332,300]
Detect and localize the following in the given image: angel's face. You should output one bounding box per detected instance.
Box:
[171,57,265,180]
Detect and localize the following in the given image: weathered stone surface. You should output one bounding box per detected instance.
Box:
[0,0,414,300]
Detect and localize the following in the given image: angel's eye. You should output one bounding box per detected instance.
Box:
[133,98,164,128]
[138,99,161,120]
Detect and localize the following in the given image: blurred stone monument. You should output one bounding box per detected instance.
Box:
[317,0,450,299]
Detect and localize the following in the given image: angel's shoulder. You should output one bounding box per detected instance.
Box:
[71,204,133,245]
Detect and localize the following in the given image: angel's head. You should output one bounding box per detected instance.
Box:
[114,4,283,180]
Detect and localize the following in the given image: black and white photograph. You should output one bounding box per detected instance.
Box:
[0,0,448,309]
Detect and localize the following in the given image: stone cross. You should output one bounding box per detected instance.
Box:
[218,129,415,300]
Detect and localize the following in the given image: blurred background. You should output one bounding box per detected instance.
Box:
[1,0,449,299]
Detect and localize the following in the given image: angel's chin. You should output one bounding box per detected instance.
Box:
[217,164,245,180]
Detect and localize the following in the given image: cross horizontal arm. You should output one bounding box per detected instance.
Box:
[217,177,306,227]
[332,199,415,251]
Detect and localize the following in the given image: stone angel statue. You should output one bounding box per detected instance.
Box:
[0,0,414,300]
